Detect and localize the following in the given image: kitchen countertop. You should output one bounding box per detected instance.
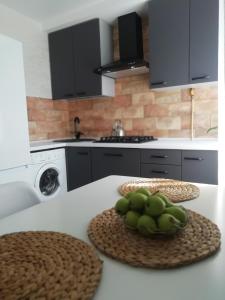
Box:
[0,175,224,300]
[30,138,218,152]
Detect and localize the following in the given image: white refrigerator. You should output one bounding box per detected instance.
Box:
[0,34,30,173]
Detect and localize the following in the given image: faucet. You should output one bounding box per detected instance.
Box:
[74,117,84,139]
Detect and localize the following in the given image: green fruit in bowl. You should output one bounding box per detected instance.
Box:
[158,213,181,234]
[115,198,130,215]
[129,193,148,212]
[135,188,152,197]
[137,215,158,236]
[145,196,166,217]
[125,211,141,230]
[125,191,136,199]
[155,191,174,207]
[165,206,188,225]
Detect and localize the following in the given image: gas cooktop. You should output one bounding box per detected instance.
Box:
[94,136,157,144]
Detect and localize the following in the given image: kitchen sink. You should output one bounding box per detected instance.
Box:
[53,138,95,143]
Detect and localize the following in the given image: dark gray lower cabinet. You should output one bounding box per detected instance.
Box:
[141,149,182,180]
[182,150,218,184]
[141,164,181,180]
[141,149,181,165]
[91,148,140,181]
[66,147,218,192]
[66,147,92,191]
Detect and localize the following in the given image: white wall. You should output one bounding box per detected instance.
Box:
[0,4,51,98]
[218,0,225,185]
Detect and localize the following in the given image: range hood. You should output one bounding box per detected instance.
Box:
[96,12,149,79]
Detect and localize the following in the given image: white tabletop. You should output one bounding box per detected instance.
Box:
[0,176,224,300]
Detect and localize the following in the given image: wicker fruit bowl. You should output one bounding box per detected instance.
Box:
[115,188,188,237]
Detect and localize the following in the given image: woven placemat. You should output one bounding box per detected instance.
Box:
[88,208,221,269]
[119,178,200,202]
[0,231,102,300]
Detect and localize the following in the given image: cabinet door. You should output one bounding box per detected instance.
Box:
[141,149,181,165]
[141,164,181,180]
[73,19,102,98]
[91,148,140,181]
[182,150,218,184]
[49,28,75,100]
[149,0,189,88]
[66,147,92,191]
[190,0,219,84]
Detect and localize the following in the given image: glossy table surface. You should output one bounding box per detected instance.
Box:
[0,176,224,300]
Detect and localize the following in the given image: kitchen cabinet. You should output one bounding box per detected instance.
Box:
[72,19,101,98]
[49,19,114,100]
[141,164,181,180]
[182,150,218,184]
[91,148,140,181]
[66,147,217,192]
[48,28,75,100]
[66,147,92,191]
[148,0,219,89]
[141,149,181,165]
[149,0,189,88]
[189,0,219,84]
[141,149,182,180]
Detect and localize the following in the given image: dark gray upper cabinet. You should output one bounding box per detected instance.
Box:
[189,0,219,84]
[49,19,114,100]
[73,19,102,98]
[49,28,75,99]
[148,0,219,89]
[149,0,189,88]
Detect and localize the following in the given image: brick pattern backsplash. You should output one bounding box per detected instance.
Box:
[27,19,218,141]
[27,78,218,141]
[27,97,70,141]
[68,77,218,138]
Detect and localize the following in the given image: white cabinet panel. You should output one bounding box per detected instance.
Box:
[0,34,30,171]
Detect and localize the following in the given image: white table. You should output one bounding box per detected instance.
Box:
[0,176,224,300]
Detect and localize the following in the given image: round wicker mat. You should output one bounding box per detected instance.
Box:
[88,209,221,269]
[0,231,102,300]
[119,178,200,202]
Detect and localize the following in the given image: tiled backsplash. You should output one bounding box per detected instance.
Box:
[27,97,70,141]
[27,19,218,141]
[68,79,218,138]
[27,80,218,141]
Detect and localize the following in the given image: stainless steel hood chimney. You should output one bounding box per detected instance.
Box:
[96,12,149,79]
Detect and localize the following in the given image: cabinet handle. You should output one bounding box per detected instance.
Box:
[192,75,210,81]
[64,93,74,97]
[77,152,89,156]
[151,155,168,159]
[76,92,86,96]
[104,153,123,158]
[151,81,168,86]
[151,170,169,175]
[184,157,204,161]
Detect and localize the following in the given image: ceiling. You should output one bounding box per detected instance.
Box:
[0,0,149,31]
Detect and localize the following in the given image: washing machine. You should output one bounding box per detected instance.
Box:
[28,148,67,202]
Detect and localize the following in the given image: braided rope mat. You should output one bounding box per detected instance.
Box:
[119,179,200,202]
[88,208,221,269]
[0,231,102,300]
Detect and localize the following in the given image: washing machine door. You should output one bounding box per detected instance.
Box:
[35,164,60,201]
